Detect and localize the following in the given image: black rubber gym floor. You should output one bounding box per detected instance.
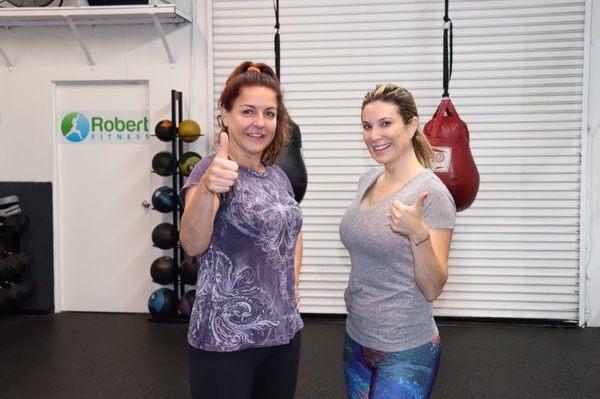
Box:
[0,313,599,398]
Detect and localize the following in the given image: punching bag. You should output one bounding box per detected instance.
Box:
[272,0,308,204]
[424,0,479,212]
[424,99,479,212]
[275,120,308,203]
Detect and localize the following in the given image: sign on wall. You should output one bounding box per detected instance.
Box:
[58,111,150,144]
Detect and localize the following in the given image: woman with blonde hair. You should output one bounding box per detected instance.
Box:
[340,84,456,398]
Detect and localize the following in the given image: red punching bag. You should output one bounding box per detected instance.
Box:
[424,99,479,211]
[424,0,479,212]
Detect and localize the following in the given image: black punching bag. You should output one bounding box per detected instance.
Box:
[275,120,308,203]
[272,1,307,203]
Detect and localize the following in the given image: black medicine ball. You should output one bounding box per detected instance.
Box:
[179,257,198,285]
[151,223,178,250]
[151,151,176,176]
[150,256,177,285]
[154,120,176,142]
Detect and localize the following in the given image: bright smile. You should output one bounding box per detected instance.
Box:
[372,143,391,151]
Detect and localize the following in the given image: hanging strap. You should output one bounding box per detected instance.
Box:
[273,0,281,81]
[443,0,453,98]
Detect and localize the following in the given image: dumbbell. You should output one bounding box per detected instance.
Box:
[0,252,32,282]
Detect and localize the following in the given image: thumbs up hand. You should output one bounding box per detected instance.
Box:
[390,192,429,241]
[200,132,239,195]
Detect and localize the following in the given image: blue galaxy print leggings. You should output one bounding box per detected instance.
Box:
[343,333,441,399]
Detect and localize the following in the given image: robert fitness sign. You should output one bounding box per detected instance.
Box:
[59,111,150,144]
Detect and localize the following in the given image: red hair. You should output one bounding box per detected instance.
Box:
[218,61,289,163]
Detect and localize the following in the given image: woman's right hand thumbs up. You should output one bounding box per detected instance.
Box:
[200,132,239,195]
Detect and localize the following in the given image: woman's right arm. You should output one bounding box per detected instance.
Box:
[179,133,238,256]
[179,184,220,257]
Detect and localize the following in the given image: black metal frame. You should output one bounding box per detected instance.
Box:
[149,89,187,323]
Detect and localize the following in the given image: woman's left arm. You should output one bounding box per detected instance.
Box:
[294,232,303,309]
[410,228,453,302]
[391,192,453,302]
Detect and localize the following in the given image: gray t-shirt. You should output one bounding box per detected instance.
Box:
[339,167,456,352]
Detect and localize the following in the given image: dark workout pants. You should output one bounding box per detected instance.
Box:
[189,331,301,399]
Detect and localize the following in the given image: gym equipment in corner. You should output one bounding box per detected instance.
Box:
[151,151,176,177]
[150,256,177,285]
[148,288,179,318]
[179,289,196,317]
[178,257,198,286]
[151,186,175,213]
[178,152,202,177]
[154,119,176,142]
[178,119,201,143]
[151,223,178,250]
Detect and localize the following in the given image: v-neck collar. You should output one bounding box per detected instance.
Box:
[358,168,428,211]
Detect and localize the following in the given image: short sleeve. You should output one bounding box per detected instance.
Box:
[180,155,214,206]
[422,182,456,230]
[355,167,384,203]
[271,164,295,199]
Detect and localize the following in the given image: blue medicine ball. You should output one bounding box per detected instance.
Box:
[148,288,178,317]
[151,186,174,213]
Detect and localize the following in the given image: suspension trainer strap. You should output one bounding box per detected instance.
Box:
[273,0,281,81]
[443,0,453,98]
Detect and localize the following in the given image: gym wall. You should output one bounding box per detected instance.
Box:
[586,0,600,327]
[1,1,599,326]
[211,0,597,323]
[0,1,211,313]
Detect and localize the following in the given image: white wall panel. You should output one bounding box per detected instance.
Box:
[212,0,585,320]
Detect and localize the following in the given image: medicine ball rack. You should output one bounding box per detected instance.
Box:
[148,89,188,323]
[169,89,184,301]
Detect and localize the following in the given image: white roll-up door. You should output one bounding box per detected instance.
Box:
[211,0,585,321]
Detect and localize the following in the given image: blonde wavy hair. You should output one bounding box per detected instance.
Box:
[362,84,433,168]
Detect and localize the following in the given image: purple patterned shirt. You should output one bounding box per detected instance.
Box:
[181,154,303,352]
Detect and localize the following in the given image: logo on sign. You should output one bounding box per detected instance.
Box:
[432,146,451,172]
[59,112,150,144]
[61,112,90,143]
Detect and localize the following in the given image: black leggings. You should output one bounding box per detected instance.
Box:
[189,331,301,399]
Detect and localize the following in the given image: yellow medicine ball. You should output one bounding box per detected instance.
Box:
[178,119,201,143]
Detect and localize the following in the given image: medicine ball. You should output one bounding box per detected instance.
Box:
[151,151,176,176]
[154,120,176,142]
[150,256,177,285]
[178,152,202,176]
[151,223,178,249]
[178,119,201,143]
[179,289,196,317]
[151,186,175,213]
[179,257,198,285]
[148,288,179,318]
